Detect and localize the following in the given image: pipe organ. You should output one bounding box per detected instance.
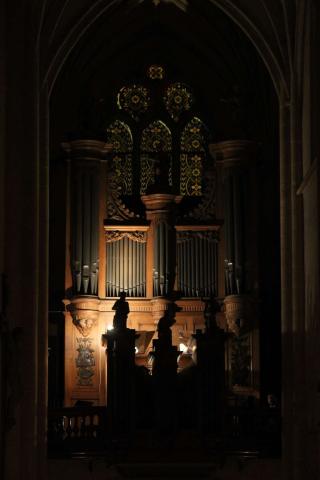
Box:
[106,231,146,297]
[176,230,218,297]
[62,139,260,407]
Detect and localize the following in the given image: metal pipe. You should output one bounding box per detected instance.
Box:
[74,170,83,292]
[132,240,135,296]
[195,235,199,295]
[199,236,204,294]
[142,242,146,296]
[106,243,110,296]
[124,236,128,293]
[128,238,132,296]
[165,223,169,295]
[82,172,91,293]
[115,240,119,296]
[159,222,164,295]
[183,237,187,296]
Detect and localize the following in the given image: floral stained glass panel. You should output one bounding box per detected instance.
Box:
[117,85,150,120]
[106,120,133,194]
[164,83,194,122]
[180,117,206,196]
[140,120,172,194]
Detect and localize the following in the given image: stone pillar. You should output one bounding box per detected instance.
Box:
[149,303,180,435]
[62,140,111,296]
[211,141,259,394]
[64,296,105,405]
[101,328,137,436]
[223,295,259,392]
[193,305,227,435]
[62,140,110,406]
[211,140,257,296]
[141,193,182,321]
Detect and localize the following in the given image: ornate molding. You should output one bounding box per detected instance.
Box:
[106,178,139,221]
[210,140,257,170]
[186,163,216,221]
[65,297,100,336]
[223,294,253,335]
[62,139,111,160]
[176,230,219,242]
[76,337,95,386]
[71,311,98,337]
[141,193,182,211]
[105,230,147,243]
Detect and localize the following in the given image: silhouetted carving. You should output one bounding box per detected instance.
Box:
[157,303,179,346]
[202,295,221,333]
[112,291,130,330]
[146,149,172,194]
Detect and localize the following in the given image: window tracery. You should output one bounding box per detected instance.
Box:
[140,120,172,194]
[180,117,206,196]
[106,120,133,195]
[107,67,210,199]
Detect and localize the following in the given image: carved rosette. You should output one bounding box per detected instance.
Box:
[105,230,147,243]
[223,295,252,335]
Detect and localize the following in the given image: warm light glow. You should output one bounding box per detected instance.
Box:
[107,324,114,331]
[135,346,139,354]
[179,343,188,353]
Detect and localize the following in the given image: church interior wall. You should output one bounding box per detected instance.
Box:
[1,2,319,479]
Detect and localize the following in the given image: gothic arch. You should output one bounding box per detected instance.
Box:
[42,0,290,99]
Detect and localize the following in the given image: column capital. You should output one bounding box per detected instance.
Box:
[141,193,182,212]
[210,140,258,169]
[61,139,112,162]
[223,294,256,335]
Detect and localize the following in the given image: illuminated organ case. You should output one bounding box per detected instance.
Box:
[62,66,260,406]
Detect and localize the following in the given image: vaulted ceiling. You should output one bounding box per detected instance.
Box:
[50,0,278,151]
[39,0,297,97]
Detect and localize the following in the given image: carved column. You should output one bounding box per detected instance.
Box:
[211,140,257,297]
[64,296,104,406]
[141,193,182,321]
[193,324,227,435]
[101,327,138,436]
[211,141,259,393]
[62,140,110,296]
[62,140,111,406]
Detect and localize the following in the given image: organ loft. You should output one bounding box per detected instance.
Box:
[58,65,264,407]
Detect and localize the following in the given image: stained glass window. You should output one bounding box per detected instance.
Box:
[148,65,165,80]
[140,120,172,194]
[106,120,133,194]
[164,83,194,122]
[180,117,206,196]
[117,85,150,120]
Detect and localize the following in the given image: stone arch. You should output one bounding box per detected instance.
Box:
[43,0,290,99]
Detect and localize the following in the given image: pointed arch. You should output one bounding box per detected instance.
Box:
[140,120,172,194]
[106,120,133,194]
[180,117,207,196]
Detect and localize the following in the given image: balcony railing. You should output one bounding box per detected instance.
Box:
[47,405,280,459]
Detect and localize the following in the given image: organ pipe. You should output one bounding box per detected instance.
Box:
[106,235,146,297]
[175,232,218,297]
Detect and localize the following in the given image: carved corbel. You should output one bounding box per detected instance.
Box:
[67,306,98,337]
[223,294,253,335]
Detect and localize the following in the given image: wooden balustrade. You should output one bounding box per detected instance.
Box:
[47,406,108,457]
[47,405,280,458]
